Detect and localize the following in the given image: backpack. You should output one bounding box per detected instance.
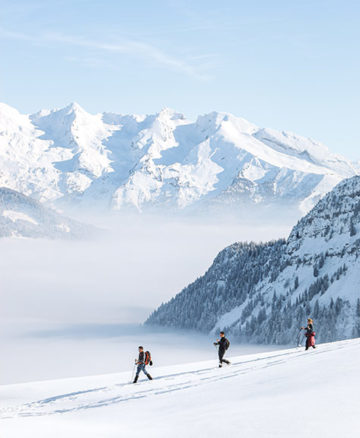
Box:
[225,339,230,350]
[145,351,153,366]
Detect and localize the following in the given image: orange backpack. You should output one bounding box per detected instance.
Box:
[145,351,153,366]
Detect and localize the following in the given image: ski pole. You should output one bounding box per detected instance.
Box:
[296,329,303,347]
[130,360,136,382]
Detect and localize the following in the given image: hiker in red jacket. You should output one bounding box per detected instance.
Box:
[301,318,316,351]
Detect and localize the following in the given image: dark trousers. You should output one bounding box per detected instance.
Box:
[305,338,316,350]
[135,363,150,377]
[219,350,229,364]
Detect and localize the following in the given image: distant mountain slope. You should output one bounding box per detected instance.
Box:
[0,102,357,214]
[0,187,94,239]
[146,176,360,344]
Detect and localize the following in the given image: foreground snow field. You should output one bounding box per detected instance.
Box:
[1,338,359,437]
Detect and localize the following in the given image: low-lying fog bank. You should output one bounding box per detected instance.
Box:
[0,213,292,384]
[0,322,285,384]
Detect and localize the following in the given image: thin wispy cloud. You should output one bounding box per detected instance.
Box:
[0,27,211,80]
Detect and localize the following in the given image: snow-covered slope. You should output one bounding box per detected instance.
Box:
[0,187,94,239]
[0,102,357,213]
[1,339,360,437]
[147,176,360,343]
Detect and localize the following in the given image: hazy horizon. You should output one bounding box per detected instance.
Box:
[0,212,293,384]
[0,212,293,328]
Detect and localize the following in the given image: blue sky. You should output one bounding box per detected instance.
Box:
[1,0,359,158]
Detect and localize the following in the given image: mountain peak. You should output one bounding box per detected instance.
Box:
[0,102,357,214]
[0,102,24,121]
[157,107,185,121]
[196,111,258,135]
[63,101,86,115]
[30,102,89,124]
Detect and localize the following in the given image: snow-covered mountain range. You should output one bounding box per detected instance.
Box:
[0,187,94,239]
[146,176,360,344]
[0,102,358,214]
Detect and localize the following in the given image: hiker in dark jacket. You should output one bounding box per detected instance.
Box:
[301,318,316,351]
[133,346,152,383]
[214,331,230,367]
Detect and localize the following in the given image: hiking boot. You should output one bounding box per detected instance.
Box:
[147,374,153,380]
[219,364,222,368]
[133,375,139,384]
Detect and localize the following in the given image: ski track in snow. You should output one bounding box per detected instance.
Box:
[1,340,353,419]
